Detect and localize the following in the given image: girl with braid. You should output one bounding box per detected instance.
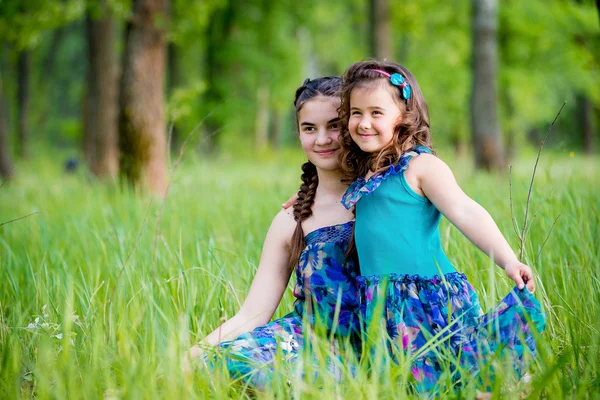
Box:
[187,77,360,390]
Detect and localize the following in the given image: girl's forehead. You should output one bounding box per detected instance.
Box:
[307,95,340,105]
[350,82,398,104]
[301,96,340,111]
[298,96,340,119]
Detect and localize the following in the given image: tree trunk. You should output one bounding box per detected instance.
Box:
[85,6,119,179]
[36,26,66,130]
[119,0,168,196]
[579,94,596,155]
[369,0,391,60]
[167,41,180,151]
[201,2,234,154]
[504,88,516,162]
[471,0,504,170]
[0,73,13,180]
[255,86,270,151]
[17,50,30,158]
[269,108,282,149]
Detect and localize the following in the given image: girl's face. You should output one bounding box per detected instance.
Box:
[348,83,402,153]
[298,96,342,172]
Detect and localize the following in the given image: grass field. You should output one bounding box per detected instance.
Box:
[1,147,598,399]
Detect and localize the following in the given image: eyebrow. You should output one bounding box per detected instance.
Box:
[300,118,340,126]
[351,106,385,111]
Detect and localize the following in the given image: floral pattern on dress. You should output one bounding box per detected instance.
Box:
[208,221,360,391]
[356,271,546,391]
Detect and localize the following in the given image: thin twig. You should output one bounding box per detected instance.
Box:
[0,212,41,227]
[110,105,224,310]
[0,167,15,190]
[508,165,521,239]
[519,102,566,261]
[533,214,562,267]
[151,107,222,271]
[523,187,558,239]
[108,199,153,307]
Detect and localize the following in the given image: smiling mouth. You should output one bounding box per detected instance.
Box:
[315,149,339,156]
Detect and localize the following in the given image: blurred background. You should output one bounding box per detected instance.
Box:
[0,3,599,396]
[0,0,598,195]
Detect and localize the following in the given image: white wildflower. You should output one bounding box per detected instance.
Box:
[55,333,63,340]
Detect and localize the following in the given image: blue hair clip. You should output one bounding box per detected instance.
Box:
[372,69,412,101]
[390,73,412,100]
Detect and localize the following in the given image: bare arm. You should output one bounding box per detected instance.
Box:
[412,154,535,292]
[202,209,296,345]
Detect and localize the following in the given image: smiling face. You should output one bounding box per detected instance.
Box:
[348,82,403,153]
[297,96,342,171]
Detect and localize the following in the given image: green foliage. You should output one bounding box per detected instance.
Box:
[1,149,599,397]
[500,0,600,143]
[389,0,472,144]
[0,0,84,50]
[0,0,598,153]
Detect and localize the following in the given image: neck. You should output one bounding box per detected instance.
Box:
[315,168,346,199]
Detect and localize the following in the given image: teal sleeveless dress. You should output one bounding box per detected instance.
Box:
[342,146,546,391]
[207,222,360,390]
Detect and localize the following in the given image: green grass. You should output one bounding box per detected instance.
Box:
[0,147,598,399]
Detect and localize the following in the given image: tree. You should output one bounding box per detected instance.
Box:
[118,0,168,196]
[166,40,181,151]
[84,0,119,179]
[0,0,83,161]
[471,0,504,170]
[0,70,13,180]
[369,0,391,60]
[16,49,30,159]
[201,1,235,153]
[579,95,596,154]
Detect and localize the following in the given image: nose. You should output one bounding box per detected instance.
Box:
[315,127,333,146]
[358,116,371,131]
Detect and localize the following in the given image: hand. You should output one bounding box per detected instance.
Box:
[182,345,206,375]
[282,193,298,209]
[504,261,535,293]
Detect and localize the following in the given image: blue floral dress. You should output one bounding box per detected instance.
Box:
[209,222,360,390]
[342,146,546,391]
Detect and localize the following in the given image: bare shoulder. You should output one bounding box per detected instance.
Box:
[404,153,454,196]
[268,208,297,245]
[409,153,452,177]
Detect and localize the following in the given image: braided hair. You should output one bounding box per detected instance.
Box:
[288,76,342,270]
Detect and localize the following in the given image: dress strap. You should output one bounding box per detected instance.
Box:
[341,146,432,210]
[400,145,432,163]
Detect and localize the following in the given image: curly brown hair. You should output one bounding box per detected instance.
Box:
[288,77,342,271]
[338,60,434,183]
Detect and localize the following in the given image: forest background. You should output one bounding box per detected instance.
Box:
[0,0,599,398]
